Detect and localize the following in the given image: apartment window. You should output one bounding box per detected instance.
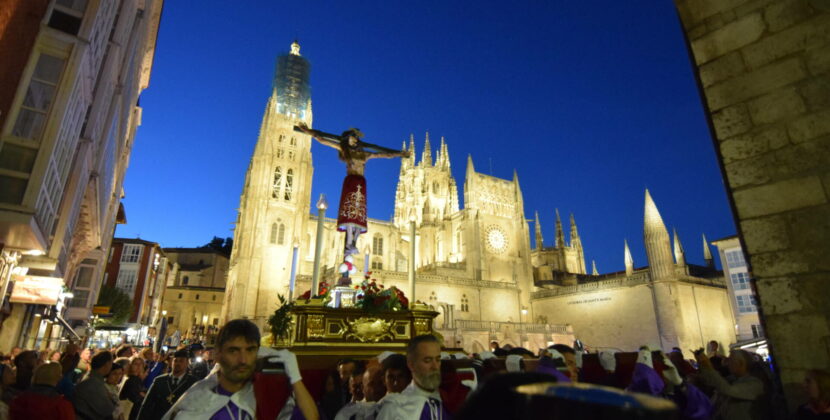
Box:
[73,265,94,288]
[49,0,88,35]
[178,293,183,299]
[68,289,90,308]
[751,324,764,338]
[372,235,383,255]
[725,250,746,268]
[271,166,282,199]
[182,276,189,285]
[371,260,383,270]
[277,148,284,159]
[115,268,138,295]
[120,244,142,263]
[284,169,293,200]
[736,294,757,313]
[730,272,750,290]
[12,53,65,141]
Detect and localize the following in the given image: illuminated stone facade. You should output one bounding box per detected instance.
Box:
[224,42,737,353]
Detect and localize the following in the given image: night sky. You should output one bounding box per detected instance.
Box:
[115,0,736,273]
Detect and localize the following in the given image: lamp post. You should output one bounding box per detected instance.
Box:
[521,307,528,346]
[311,194,327,297]
[408,216,416,306]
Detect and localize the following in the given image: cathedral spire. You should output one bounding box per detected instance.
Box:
[569,213,582,250]
[592,260,599,275]
[624,239,634,276]
[555,209,566,248]
[702,233,714,268]
[421,131,432,166]
[643,189,674,281]
[408,134,416,166]
[534,211,544,249]
[673,228,686,266]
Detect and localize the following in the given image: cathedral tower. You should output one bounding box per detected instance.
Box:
[223,42,315,325]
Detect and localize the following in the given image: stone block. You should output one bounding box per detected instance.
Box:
[792,272,830,312]
[746,87,806,124]
[712,104,754,138]
[706,58,807,111]
[740,214,790,253]
[788,108,830,143]
[700,51,746,87]
[762,313,830,369]
[772,135,830,176]
[734,0,779,17]
[720,132,769,163]
[692,13,766,65]
[750,250,811,277]
[797,74,830,110]
[725,154,774,188]
[742,14,830,70]
[675,0,762,28]
[688,24,708,40]
[764,0,817,32]
[805,43,830,75]
[787,204,830,252]
[733,175,827,218]
[755,276,802,314]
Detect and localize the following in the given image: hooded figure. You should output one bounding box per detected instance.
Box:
[626,347,665,396]
[661,352,714,420]
[535,350,572,383]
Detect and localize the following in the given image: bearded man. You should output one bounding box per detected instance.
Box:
[376,335,450,420]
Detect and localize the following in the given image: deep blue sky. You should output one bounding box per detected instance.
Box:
[116,0,736,273]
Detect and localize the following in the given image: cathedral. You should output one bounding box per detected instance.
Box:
[223,42,736,354]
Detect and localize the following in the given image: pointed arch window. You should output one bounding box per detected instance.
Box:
[284,169,294,201]
[277,148,284,159]
[270,223,278,244]
[271,166,282,199]
[455,230,463,253]
[278,135,285,143]
[277,223,286,245]
[372,235,383,256]
[461,294,469,312]
[290,137,297,146]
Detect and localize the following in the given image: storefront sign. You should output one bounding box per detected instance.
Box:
[93,305,111,315]
[9,275,63,305]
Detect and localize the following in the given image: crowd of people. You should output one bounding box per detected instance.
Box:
[0,323,827,420]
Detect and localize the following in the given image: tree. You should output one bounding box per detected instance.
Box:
[95,286,133,326]
[204,236,233,257]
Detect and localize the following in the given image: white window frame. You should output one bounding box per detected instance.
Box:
[121,244,142,263]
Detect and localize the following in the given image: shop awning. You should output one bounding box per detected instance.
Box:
[55,315,81,341]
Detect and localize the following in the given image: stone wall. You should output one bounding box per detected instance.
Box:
[674,0,830,404]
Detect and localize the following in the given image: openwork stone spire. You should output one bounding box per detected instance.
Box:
[643,189,673,281]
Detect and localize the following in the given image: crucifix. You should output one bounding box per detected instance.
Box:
[295,123,410,285]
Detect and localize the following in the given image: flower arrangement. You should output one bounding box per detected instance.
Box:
[354,272,409,312]
[298,280,331,302]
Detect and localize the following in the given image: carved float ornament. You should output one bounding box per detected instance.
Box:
[345,317,394,343]
[306,314,325,338]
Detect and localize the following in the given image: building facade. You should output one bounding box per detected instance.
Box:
[0,0,163,351]
[102,238,170,327]
[712,236,763,342]
[161,247,228,344]
[224,42,736,353]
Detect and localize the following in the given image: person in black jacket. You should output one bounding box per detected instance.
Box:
[136,349,197,420]
[120,356,148,420]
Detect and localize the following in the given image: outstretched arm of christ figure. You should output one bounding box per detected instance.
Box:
[294,123,341,150]
[367,150,410,160]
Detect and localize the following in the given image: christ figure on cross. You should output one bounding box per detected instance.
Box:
[295,123,410,278]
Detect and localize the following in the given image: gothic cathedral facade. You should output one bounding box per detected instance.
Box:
[224,43,736,354]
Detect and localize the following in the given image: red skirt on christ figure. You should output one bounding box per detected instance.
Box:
[337,174,368,233]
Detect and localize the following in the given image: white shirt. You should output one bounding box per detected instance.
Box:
[375,381,443,420]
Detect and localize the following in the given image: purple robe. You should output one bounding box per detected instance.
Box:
[626,363,665,396]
